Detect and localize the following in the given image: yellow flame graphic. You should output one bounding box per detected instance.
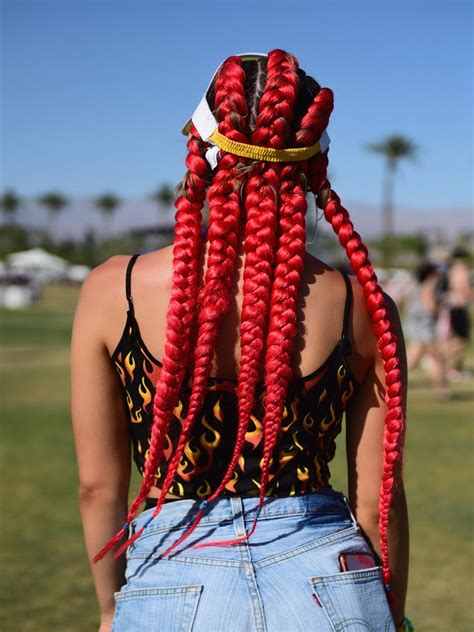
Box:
[302,411,315,432]
[197,479,211,499]
[173,400,185,423]
[212,397,224,423]
[224,469,239,493]
[319,388,328,405]
[245,415,263,450]
[125,389,133,412]
[291,430,305,451]
[297,465,309,482]
[281,398,299,432]
[200,414,221,449]
[124,352,136,381]
[131,408,142,424]
[138,377,152,411]
[251,478,261,490]
[337,364,346,388]
[170,481,184,497]
[183,441,201,467]
[115,361,126,385]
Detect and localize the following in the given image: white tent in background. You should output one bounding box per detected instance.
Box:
[6,247,69,283]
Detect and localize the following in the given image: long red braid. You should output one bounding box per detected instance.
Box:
[93,51,406,598]
[92,127,209,561]
[300,88,406,593]
[192,50,302,549]
[156,50,303,557]
[125,56,252,556]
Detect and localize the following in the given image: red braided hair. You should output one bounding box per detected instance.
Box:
[117,56,252,556]
[300,88,406,593]
[92,126,209,561]
[189,50,303,551]
[93,51,406,599]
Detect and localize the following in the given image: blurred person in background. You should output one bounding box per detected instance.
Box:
[445,247,472,380]
[71,50,411,631]
[405,262,449,400]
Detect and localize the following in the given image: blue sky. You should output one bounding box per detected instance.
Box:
[2,0,473,216]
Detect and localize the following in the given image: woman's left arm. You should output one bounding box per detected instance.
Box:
[70,262,131,628]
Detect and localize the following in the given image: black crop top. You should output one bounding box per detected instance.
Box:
[110,254,357,500]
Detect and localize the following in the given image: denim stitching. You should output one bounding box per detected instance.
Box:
[127,552,241,567]
[114,585,203,600]
[308,568,393,632]
[133,509,347,537]
[254,525,360,569]
[309,567,382,585]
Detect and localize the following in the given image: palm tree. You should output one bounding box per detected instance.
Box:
[37,191,68,242]
[0,189,21,225]
[151,183,175,226]
[93,193,121,240]
[366,135,417,265]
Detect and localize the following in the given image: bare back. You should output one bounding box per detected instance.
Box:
[100,241,376,389]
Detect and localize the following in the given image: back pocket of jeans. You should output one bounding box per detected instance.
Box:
[112,584,203,632]
[308,567,395,631]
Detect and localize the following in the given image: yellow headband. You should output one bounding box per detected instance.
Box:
[208,129,322,162]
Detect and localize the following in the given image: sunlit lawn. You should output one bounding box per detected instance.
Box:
[1,285,473,631]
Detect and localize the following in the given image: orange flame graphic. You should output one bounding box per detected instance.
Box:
[114,361,126,385]
[138,377,152,411]
[124,352,136,381]
[245,415,263,450]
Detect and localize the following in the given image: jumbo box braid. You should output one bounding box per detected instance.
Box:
[190,50,303,551]
[298,87,406,595]
[133,56,252,549]
[92,125,209,561]
[109,56,253,559]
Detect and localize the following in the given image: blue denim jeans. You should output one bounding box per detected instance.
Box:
[111,489,396,631]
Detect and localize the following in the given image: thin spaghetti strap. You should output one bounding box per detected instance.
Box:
[125,254,141,316]
[340,272,353,355]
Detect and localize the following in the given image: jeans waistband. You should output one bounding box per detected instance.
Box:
[136,489,357,530]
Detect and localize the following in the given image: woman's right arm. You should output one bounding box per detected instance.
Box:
[345,294,409,626]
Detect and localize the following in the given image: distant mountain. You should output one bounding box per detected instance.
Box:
[6,195,473,244]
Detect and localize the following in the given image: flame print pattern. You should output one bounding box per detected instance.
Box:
[111,316,356,499]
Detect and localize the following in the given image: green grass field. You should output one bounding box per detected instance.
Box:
[1,285,473,631]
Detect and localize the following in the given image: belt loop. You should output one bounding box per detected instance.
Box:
[230,496,247,539]
[342,495,358,529]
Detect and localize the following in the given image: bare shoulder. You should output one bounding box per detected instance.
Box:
[303,253,383,372]
[79,254,131,311]
[349,274,406,374]
[80,246,174,307]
